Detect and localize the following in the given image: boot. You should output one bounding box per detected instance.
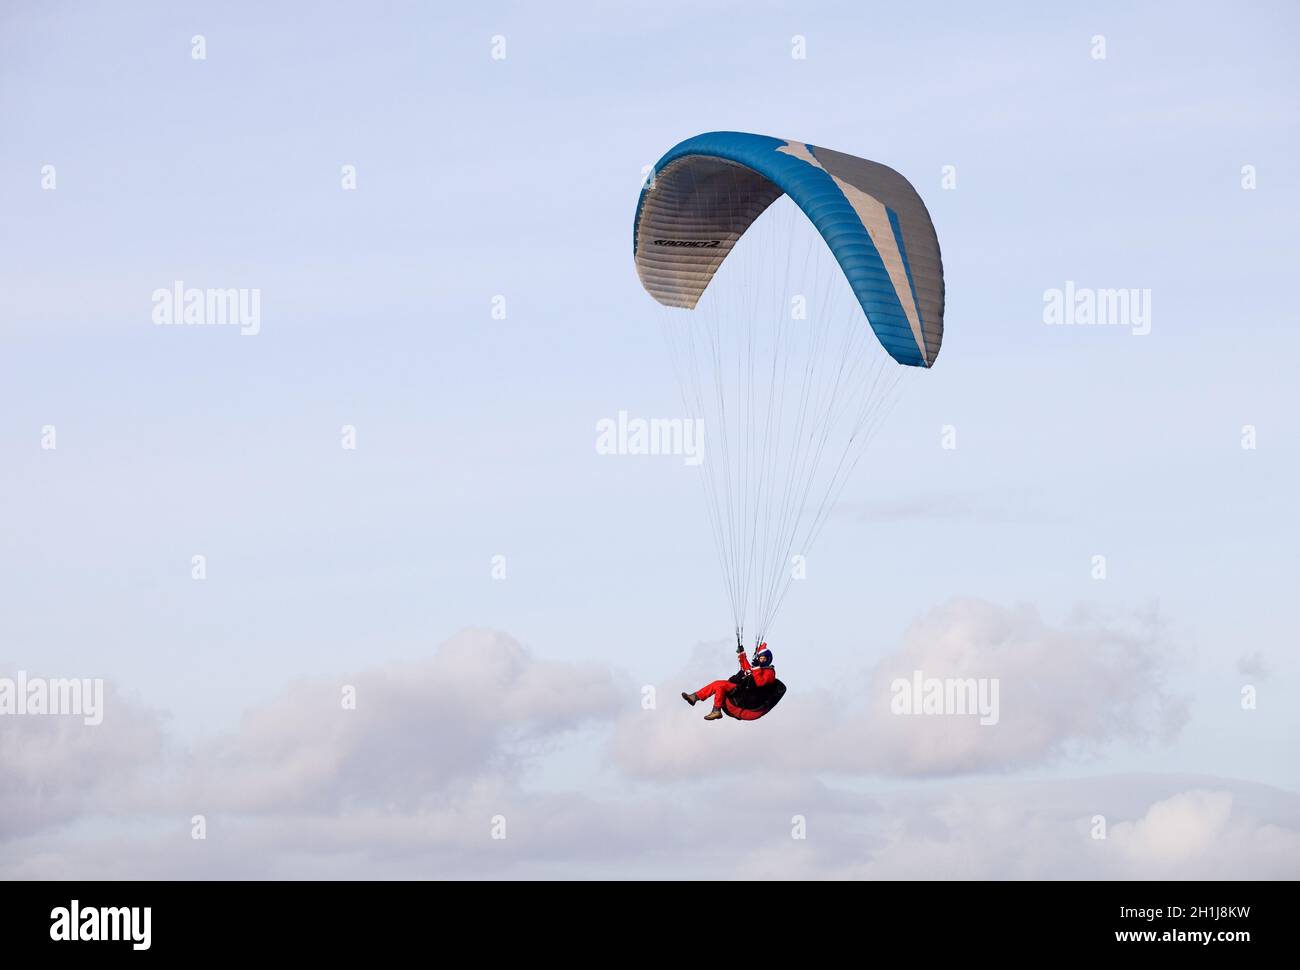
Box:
[704,708,723,721]
[681,691,698,706]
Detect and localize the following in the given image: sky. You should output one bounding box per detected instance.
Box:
[1,0,1297,879]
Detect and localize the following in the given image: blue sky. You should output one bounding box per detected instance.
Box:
[1,1,1297,877]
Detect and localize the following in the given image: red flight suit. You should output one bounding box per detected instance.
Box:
[696,647,775,711]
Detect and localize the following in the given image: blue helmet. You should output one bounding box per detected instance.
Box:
[753,644,773,667]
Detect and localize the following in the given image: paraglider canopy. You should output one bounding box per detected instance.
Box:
[634,131,944,368]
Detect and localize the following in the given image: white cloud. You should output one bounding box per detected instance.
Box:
[829,778,1300,880]
[0,680,166,839]
[1103,788,1298,877]
[3,624,1294,881]
[182,627,620,814]
[4,768,1297,880]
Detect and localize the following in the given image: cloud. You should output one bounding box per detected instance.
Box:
[0,679,167,839]
[182,627,620,814]
[613,598,1188,779]
[4,768,1297,880]
[1109,789,1234,867]
[1236,650,1271,679]
[0,630,619,842]
[828,778,1300,880]
[0,628,675,879]
[4,623,1293,881]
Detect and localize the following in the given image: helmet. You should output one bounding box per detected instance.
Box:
[753,644,773,667]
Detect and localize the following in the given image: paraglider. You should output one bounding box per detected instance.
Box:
[683,641,785,721]
[633,132,945,718]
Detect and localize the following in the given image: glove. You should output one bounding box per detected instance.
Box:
[736,643,745,654]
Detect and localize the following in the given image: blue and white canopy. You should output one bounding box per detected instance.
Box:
[634,131,944,367]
